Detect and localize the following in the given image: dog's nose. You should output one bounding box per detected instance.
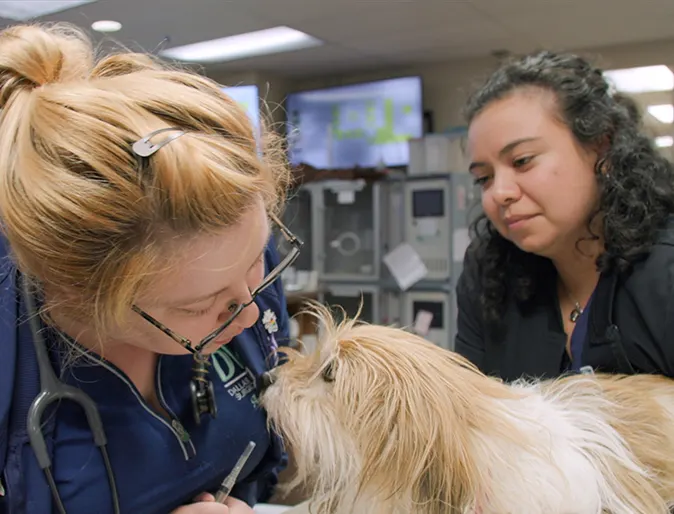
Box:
[258,371,275,394]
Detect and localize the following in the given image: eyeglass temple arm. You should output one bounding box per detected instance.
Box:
[269,212,303,247]
[131,305,195,353]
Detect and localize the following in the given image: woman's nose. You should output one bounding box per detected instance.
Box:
[491,171,522,206]
[217,288,260,329]
[235,300,260,329]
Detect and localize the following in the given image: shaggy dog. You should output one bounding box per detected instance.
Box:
[260,305,674,514]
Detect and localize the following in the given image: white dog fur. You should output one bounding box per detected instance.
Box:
[261,304,674,514]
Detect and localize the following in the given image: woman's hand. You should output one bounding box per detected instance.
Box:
[169,493,255,514]
[223,496,255,513]
[169,493,228,514]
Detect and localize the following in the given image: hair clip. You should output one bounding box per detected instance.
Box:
[132,127,186,158]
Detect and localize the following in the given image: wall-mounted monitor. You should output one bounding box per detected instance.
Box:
[222,84,260,135]
[286,76,423,169]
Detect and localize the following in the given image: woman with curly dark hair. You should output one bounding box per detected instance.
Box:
[455,51,674,381]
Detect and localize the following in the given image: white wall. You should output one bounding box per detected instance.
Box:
[209,37,674,136]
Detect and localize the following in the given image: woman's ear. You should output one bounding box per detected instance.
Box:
[595,137,611,172]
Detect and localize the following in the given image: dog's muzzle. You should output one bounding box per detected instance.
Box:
[258,371,275,394]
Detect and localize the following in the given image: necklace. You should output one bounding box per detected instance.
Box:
[569,301,583,323]
[560,281,584,323]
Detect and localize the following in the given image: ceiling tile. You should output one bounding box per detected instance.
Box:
[0,0,671,78]
[496,3,674,51]
[386,36,534,62]
[208,44,374,76]
[472,0,586,15]
[241,0,395,24]
[289,1,487,44]
[474,0,674,16]
[338,20,515,55]
[15,0,273,51]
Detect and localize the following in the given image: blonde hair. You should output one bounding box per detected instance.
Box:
[0,23,291,331]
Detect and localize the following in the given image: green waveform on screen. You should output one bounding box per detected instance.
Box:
[330,99,414,144]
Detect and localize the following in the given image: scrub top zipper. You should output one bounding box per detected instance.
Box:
[156,356,193,444]
[69,342,197,460]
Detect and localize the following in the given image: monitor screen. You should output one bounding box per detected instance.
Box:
[286,76,423,169]
[221,84,260,135]
[412,189,445,218]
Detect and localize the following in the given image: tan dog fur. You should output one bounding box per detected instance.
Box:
[262,304,674,513]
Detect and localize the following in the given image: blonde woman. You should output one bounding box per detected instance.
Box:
[0,24,300,514]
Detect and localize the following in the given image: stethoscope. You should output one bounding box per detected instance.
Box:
[21,278,121,514]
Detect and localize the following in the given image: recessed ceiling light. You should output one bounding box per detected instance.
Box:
[604,65,674,94]
[655,136,673,148]
[91,20,122,33]
[0,0,97,21]
[160,26,322,64]
[648,104,673,124]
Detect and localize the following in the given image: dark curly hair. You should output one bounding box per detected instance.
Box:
[464,51,674,331]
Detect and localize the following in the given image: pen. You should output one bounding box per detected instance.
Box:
[214,441,256,503]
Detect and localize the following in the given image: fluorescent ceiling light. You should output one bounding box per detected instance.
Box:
[0,0,97,21]
[604,65,674,94]
[91,20,122,33]
[160,26,322,64]
[648,104,673,124]
[655,136,673,148]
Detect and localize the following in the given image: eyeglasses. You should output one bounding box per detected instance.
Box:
[132,212,302,355]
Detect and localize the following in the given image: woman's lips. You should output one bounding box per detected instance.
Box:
[505,214,538,229]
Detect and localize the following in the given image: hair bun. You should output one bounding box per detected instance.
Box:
[0,23,93,107]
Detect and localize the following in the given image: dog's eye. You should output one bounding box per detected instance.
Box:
[322,361,336,382]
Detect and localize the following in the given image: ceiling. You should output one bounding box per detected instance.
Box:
[5,0,673,146]
[7,0,674,77]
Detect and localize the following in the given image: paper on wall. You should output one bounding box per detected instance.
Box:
[413,310,433,336]
[383,243,428,291]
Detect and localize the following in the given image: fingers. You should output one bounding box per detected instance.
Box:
[170,501,228,514]
[193,493,216,503]
[224,497,254,513]
[195,504,229,513]
[224,497,246,507]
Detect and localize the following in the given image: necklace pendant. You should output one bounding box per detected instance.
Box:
[569,303,583,323]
